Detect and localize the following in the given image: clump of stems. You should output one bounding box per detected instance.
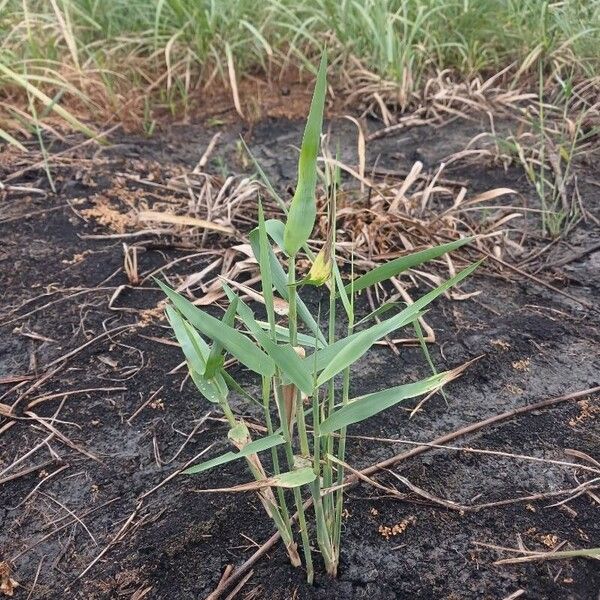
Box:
[158,52,478,582]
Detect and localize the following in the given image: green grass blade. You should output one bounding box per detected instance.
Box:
[158,281,275,378]
[345,238,473,295]
[249,224,287,295]
[264,220,327,343]
[313,310,420,385]
[188,364,228,404]
[413,317,445,401]
[354,301,402,328]
[257,199,276,332]
[271,467,316,488]
[204,295,238,378]
[316,261,481,386]
[319,371,455,435]
[165,306,227,403]
[165,305,211,361]
[0,127,27,152]
[283,51,327,256]
[256,321,322,347]
[307,309,424,373]
[249,220,326,345]
[223,284,314,396]
[183,433,286,475]
[334,262,352,320]
[264,218,286,246]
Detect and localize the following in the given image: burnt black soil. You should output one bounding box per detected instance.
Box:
[1,115,599,600]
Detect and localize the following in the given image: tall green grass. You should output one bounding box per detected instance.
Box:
[1,0,598,141]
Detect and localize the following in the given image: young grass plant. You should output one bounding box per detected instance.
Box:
[159,51,478,582]
[500,60,597,239]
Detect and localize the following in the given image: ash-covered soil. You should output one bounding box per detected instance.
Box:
[1,115,599,600]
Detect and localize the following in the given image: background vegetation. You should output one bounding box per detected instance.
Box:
[1,0,599,137]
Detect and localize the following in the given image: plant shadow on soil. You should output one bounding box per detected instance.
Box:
[0,114,599,600]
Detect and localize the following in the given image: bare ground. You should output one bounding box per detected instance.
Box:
[0,114,599,600]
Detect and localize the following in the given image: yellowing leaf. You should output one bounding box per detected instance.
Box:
[303,247,332,286]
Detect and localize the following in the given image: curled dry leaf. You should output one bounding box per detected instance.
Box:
[0,562,18,597]
[220,276,289,315]
[137,210,234,235]
[195,467,317,493]
[0,404,14,418]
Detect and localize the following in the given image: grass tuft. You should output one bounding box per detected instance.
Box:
[1,0,599,146]
[158,52,479,581]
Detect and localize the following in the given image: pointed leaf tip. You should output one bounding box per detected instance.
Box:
[283,51,328,257]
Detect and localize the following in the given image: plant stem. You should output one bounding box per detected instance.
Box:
[333,253,354,559]
[219,398,300,566]
[286,255,316,582]
[262,377,292,524]
[274,378,314,582]
[288,255,310,457]
[311,388,336,575]
[322,173,339,528]
[322,265,337,524]
[538,56,547,235]
[332,312,353,554]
